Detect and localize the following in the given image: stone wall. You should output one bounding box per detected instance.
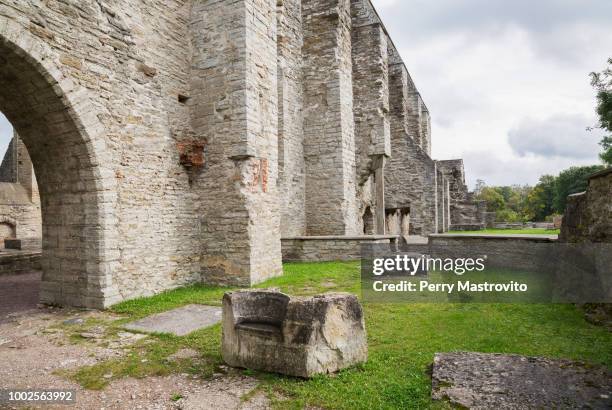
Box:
[0,251,41,275]
[0,133,41,243]
[437,159,486,229]
[0,0,478,308]
[190,0,282,286]
[282,235,398,262]
[277,0,306,237]
[559,168,611,243]
[302,0,359,235]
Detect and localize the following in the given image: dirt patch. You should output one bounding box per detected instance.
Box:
[0,271,41,323]
[0,309,269,409]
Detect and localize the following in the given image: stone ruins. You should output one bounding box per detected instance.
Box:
[222,289,367,377]
[0,0,482,308]
[0,132,41,248]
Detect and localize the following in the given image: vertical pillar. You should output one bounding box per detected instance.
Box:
[277,0,306,236]
[433,162,439,234]
[191,0,282,285]
[440,175,448,233]
[445,179,451,231]
[302,0,358,235]
[351,23,390,181]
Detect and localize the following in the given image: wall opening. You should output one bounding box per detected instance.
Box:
[363,206,374,235]
[0,27,110,308]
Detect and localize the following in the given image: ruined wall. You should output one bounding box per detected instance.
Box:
[190,0,282,285]
[559,168,611,243]
[351,21,390,234]
[302,0,359,235]
[0,133,41,243]
[277,0,306,237]
[437,159,486,229]
[384,131,437,235]
[0,0,284,307]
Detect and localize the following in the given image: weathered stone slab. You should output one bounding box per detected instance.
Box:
[222,289,368,378]
[124,304,221,336]
[432,352,612,409]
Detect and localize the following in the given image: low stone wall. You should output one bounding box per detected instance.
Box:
[427,234,557,272]
[0,250,41,275]
[281,236,400,262]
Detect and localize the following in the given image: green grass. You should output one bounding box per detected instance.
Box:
[449,228,560,235]
[66,261,611,409]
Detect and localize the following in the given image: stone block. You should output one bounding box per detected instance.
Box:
[222,289,367,378]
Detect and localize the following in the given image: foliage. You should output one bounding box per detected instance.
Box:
[495,208,521,222]
[450,228,559,235]
[590,58,612,165]
[553,165,605,212]
[477,163,603,222]
[524,175,556,221]
[477,187,505,212]
[65,262,612,409]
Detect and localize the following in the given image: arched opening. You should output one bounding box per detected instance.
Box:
[0,222,16,241]
[0,26,113,309]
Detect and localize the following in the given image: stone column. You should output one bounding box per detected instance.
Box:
[302,0,359,235]
[445,179,451,231]
[407,92,424,147]
[351,23,390,235]
[351,23,390,182]
[190,0,282,286]
[421,107,431,156]
[434,162,439,234]
[277,0,306,237]
[374,156,386,234]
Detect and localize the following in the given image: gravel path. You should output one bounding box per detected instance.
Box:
[0,308,270,409]
[0,271,41,324]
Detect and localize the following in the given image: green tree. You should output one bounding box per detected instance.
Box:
[553,165,605,213]
[590,58,612,165]
[476,186,505,212]
[524,175,555,221]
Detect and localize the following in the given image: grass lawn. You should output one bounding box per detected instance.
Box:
[63,261,611,409]
[449,228,560,235]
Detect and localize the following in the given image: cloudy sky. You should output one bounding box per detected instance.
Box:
[1,1,610,188]
[372,0,611,188]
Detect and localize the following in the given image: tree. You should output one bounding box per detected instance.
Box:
[553,165,605,213]
[590,58,612,165]
[524,175,555,221]
[476,186,505,212]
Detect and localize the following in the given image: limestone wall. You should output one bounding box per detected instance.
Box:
[302,0,359,235]
[559,168,611,243]
[282,235,398,262]
[277,0,307,237]
[0,0,478,308]
[0,0,284,307]
[0,133,41,242]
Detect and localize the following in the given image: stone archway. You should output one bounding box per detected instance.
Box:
[0,20,117,308]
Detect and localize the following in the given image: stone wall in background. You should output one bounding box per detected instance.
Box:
[0,133,41,244]
[437,159,486,229]
[559,168,611,243]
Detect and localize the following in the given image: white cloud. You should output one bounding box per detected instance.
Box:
[508,114,603,159]
[371,0,610,188]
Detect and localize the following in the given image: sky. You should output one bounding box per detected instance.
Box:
[371,0,612,188]
[1,1,610,188]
